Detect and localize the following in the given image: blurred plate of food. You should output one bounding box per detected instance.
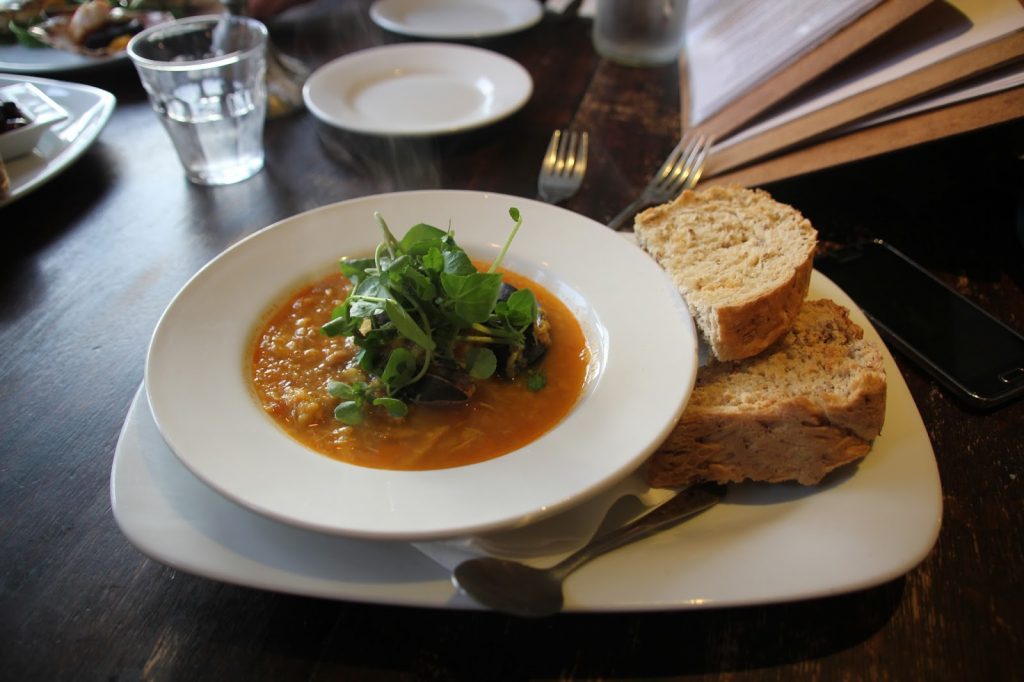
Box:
[0,0,206,73]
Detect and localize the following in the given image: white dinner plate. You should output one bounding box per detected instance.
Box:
[369,0,543,40]
[112,270,943,611]
[0,74,116,208]
[144,190,699,541]
[302,43,533,137]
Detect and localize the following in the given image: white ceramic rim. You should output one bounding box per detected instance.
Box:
[368,0,544,39]
[0,41,125,74]
[144,190,698,540]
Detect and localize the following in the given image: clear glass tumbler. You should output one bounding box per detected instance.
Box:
[127,15,268,186]
[593,0,688,67]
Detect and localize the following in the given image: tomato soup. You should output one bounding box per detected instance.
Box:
[249,267,589,470]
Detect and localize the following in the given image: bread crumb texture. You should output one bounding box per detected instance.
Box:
[634,185,817,360]
[647,299,887,486]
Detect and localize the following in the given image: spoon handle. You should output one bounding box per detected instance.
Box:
[549,483,725,579]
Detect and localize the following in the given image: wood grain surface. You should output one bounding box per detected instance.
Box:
[2,1,1022,679]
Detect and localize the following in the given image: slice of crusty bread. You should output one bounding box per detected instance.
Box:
[647,299,886,487]
[634,185,817,361]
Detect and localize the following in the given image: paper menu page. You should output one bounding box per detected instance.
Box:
[714,0,1024,152]
[685,0,882,125]
[838,60,1024,134]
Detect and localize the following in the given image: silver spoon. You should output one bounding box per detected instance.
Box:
[452,482,726,617]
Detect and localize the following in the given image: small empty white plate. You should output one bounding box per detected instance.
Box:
[369,0,543,39]
[302,43,533,137]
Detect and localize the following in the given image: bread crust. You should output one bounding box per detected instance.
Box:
[646,299,887,486]
[635,185,817,361]
[714,254,814,361]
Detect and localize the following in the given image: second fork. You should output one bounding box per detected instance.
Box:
[606,133,713,231]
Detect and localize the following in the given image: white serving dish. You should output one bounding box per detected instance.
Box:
[0,81,68,159]
[0,74,115,208]
[112,270,943,612]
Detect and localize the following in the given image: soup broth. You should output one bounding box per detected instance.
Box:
[250,267,589,470]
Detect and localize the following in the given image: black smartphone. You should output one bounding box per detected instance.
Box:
[815,239,1024,408]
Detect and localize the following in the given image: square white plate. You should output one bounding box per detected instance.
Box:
[111,270,942,611]
[0,74,115,208]
[0,81,68,158]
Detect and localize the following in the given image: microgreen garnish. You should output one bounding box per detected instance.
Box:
[527,370,547,392]
[322,208,545,422]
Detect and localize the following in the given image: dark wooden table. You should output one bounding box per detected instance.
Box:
[3,2,1022,679]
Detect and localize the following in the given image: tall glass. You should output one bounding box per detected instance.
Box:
[593,0,688,67]
[127,15,268,186]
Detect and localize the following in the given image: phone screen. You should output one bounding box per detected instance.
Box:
[815,240,1024,407]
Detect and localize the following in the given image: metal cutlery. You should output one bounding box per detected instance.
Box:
[537,128,589,204]
[452,483,725,618]
[607,132,713,231]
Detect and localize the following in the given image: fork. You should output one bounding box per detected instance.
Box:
[537,129,589,204]
[606,133,714,231]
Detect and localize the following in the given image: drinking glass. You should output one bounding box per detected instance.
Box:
[127,15,268,186]
[593,0,688,67]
